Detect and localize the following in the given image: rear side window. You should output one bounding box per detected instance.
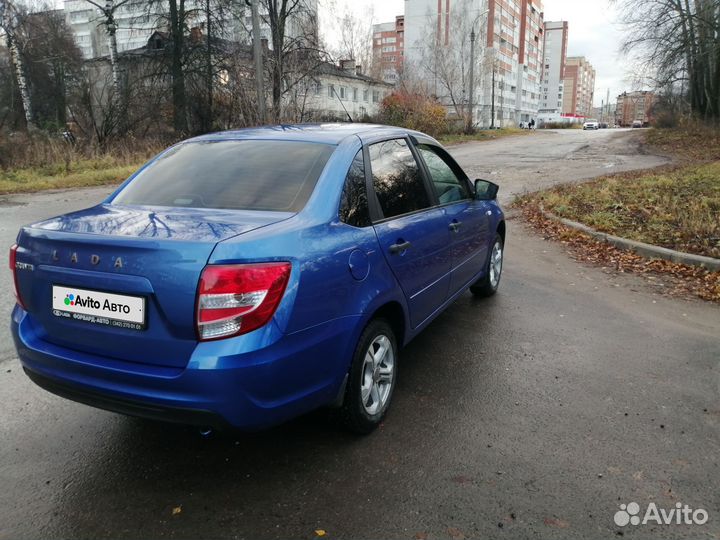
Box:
[113,140,334,212]
[369,139,430,219]
[339,150,371,227]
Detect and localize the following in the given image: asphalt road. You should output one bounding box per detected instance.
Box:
[0,129,718,540]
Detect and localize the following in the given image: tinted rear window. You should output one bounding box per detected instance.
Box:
[113,140,334,211]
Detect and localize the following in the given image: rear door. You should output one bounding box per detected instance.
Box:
[367,138,452,329]
[414,144,490,294]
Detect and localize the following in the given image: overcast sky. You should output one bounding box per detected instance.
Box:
[321,0,640,107]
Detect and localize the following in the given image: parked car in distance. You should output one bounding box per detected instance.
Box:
[10,124,506,434]
[583,119,600,130]
[632,120,644,128]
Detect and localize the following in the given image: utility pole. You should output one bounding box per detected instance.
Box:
[605,88,610,124]
[467,28,476,134]
[490,61,496,129]
[250,0,266,124]
[467,7,488,132]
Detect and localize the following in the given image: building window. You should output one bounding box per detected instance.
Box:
[353,88,358,101]
[340,86,346,99]
[363,89,369,102]
[372,90,380,103]
[328,84,334,97]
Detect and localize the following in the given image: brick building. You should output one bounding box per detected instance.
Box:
[615,90,656,126]
[372,16,404,84]
[562,56,595,118]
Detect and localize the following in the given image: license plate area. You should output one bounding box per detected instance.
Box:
[52,285,146,331]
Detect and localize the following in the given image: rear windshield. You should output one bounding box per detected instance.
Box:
[112,140,334,212]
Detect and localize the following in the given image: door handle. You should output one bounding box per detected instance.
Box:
[449,221,462,232]
[389,241,412,254]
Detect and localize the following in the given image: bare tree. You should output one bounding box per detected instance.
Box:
[82,0,134,100]
[16,7,84,129]
[0,0,35,129]
[263,0,323,121]
[414,0,475,126]
[615,0,720,122]
[334,4,374,72]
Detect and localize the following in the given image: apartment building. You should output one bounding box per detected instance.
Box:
[562,56,595,118]
[403,0,544,128]
[372,16,404,84]
[64,0,318,59]
[539,20,567,114]
[64,0,164,59]
[615,90,656,126]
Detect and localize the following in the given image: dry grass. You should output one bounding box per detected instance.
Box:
[438,128,530,145]
[521,163,720,259]
[645,124,720,162]
[0,134,168,195]
[0,161,142,194]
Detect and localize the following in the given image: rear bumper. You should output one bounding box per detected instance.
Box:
[23,367,233,429]
[12,307,361,430]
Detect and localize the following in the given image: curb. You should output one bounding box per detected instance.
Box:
[538,205,720,272]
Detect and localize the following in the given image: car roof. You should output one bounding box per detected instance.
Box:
[186,123,421,146]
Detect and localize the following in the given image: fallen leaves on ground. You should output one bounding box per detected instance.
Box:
[447,527,466,539]
[543,517,570,528]
[171,506,182,516]
[515,200,720,303]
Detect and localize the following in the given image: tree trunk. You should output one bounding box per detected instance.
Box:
[104,0,122,99]
[205,0,213,132]
[268,0,287,123]
[679,0,702,115]
[169,0,188,134]
[107,29,121,98]
[5,30,35,129]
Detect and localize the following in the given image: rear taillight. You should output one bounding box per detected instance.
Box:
[196,262,291,341]
[9,243,26,309]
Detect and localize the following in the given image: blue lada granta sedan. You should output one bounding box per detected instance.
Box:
[10,124,505,433]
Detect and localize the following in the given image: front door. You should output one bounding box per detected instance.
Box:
[414,144,490,294]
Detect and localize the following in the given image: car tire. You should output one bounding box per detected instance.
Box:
[470,232,504,297]
[338,319,398,434]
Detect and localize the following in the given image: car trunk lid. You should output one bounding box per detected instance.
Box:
[15,204,292,368]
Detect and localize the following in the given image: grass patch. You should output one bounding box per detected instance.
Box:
[0,159,143,195]
[645,125,720,162]
[438,128,529,145]
[520,162,720,259]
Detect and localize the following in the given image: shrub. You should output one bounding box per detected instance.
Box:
[378,91,448,137]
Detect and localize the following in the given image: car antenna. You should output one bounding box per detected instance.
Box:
[331,84,354,123]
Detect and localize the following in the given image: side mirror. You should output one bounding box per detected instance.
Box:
[474,179,499,200]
